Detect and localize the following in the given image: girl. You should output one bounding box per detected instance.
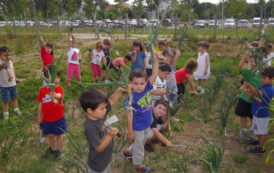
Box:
[193,41,210,94]
[131,40,146,71]
[175,59,198,96]
[39,36,53,72]
[90,42,105,83]
[67,32,82,88]
[144,43,152,76]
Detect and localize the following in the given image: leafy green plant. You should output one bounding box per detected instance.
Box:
[4,25,13,39]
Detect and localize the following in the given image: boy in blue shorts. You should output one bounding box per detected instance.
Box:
[244,66,274,153]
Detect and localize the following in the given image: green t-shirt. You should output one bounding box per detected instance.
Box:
[239,68,261,103]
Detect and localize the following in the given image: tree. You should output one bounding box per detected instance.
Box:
[83,0,100,38]
[133,0,145,19]
[64,0,82,18]
[227,0,248,28]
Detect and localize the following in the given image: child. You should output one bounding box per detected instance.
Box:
[39,36,53,72]
[156,41,165,54]
[37,65,66,160]
[112,55,131,70]
[123,52,160,172]
[144,99,172,152]
[175,59,198,96]
[151,62,170,102]
[67,32,82,88]
[193,41,210,94]
[0,46,22,120]
[90,42,105,83]
[235,54,261,139]
[244,66,274,153]
[263,43,273,67]
[0,46,13,82]
[163,46,180,105]
[103,37,114,83]
[144,43,152,76]
[80,87,127,173]
[131,40,146,71]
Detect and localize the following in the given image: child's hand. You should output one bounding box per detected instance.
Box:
[118,87,129,93]
[107,127,119,137]
[204,71,208,75]
[166,141,172,147]
[132,50,136,55]
[37,116,42,125]
[193,91,199,96]
[128,131,134,144]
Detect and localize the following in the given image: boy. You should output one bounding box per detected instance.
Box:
[244,66,274,153]
[37,65,66,160]
[80,87,127,173]
[123,52,160,173]
[235,54,261,139]
[263,43,273,67]
[151,62,171,102]
[103,37,114,83]
[112,55,131,70]
[144,99,172,152]
[0,46,22,121]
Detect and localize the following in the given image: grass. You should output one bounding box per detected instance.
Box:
[0,30,274,172]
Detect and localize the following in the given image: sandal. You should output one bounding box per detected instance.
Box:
[136,166,155,172]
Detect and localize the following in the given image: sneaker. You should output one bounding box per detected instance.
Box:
[136,166,155,173]
[54,150,62,160]
[42,147,54,158]
[249,146,265,154]
[3,115,9,121]
[14,110,22,117]
[122,150,132,163]
[144,143,155,152]
[248,130,255,139]
[151,138,161,144]
[239,129,247,139]
[248,140,259,145]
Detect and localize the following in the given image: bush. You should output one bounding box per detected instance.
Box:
[4,25,13,39]
[0,14,6,21]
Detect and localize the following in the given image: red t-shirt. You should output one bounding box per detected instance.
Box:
[41,47,53,71]
[37,86,64,122]
[113,57,124,68]
[175,68,191,84]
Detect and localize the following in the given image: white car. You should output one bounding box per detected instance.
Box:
[0,21,6,27]
[224,18,235,28]
[26,20,35,26]
[72,20,80,27]
[40,21,52,27]
[268,17,274,27]
[252,17,264,27]
[60,21,71,27]
[238,19,249,28]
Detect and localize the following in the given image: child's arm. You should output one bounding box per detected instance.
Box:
[127,111,134,144]
[143,57,146,70]
[186,74,198,96]
[95,128,119,152]
[121,63,130,70]
[149,53,160,84]
[37,103,42,125]
[244,82,262,96]
[204,55,209,75]
[39,36,46,47]
[239,54,249,72]
[67,32,72,50]
[108,87,128,107]
[152,128,172,147]
[111,35,114,48]
[132,50,137,63]
[174,44,180,66]
[151,89,167,96]
[101,56,105,65]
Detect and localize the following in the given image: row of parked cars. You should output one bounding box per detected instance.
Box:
[191,17,274,28]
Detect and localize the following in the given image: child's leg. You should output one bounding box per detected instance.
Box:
[55,135,63,151]
[47,134,56,150]
[104,67,109,81]
[258,135,267,148]
[91,64,97,83]
[97,65,102,82]
[74,64,81,83]
[241,117,247,129]
[131,130,146,167]
[67,64,74,85]
[2,101,9,118]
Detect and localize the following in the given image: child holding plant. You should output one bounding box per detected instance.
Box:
[175,59,198,96]
[131,40,146,71]
[90,42,105,83]
[112,55,131,70]
[243,66,274,153]
[193,41,210,94]
[39,36,53,72]
[37,65,66,160]
[102,37,114,83]
[80,87,127,173]
[263,43,273,67]
[67,32,82,88]
[123,52,160,173]
[235,54,261,139]
[0,46,22,120]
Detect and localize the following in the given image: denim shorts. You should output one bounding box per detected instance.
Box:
[168,93,178,104]
[0,86,18,102]
[43,117,67,135]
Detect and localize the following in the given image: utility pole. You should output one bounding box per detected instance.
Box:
[221,0,224,28]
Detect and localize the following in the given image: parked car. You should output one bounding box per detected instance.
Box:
[238,19,249,28]
[127,19,137,27]
[49,20,58,26]
[40,21,52,27]
[162,19,172,26]
[137,19,148,27]
[268,17,274,27]
[208,20,220,27]
[193,20,208,28]
[82,20,93,27]
[224,18,235,28]
[16,21,26,27]
[252,17,264,27]
[148,19,159,27]
[72,20,80,27]
[7,21,14,26]
[191,20,197,26]
[0,21,6,27]
[26,20,35,26]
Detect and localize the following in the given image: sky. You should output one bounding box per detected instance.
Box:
[107,0,259,5]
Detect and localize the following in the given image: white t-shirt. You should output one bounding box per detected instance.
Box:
[67,47,80,65]
[193,52,210,79]
[0,60,16,87]
[91,49,105,65]
[263,52,274,66]
[145,52,152,69]
[152,76,167,100]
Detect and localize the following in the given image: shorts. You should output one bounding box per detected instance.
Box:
[146,68,152,77]
[0,86,18,102]
[147,124,162,139]
[235,98,252,118]
[168,93,178,105]
[88,164,111,173]
[177,83,185,96]
[251,116,270,135]
[43,117,67,135]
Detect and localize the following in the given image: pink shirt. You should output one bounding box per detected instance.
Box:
[113,58,124,68]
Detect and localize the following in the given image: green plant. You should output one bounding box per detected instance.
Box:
[233,154,247,164]
[4,25,13,39]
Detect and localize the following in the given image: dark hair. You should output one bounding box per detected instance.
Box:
[45,42,53,55]
[198,41,209,49]
[95,42,103,49]
[158,41,165,46]
[0,46,10,54]
[80,88,108,112]
[185,59,198,73]
[266,43,273,50]
[129,68,148,81]
[103,39,111,46]
[261,66,274,78]
[162,49,174,57]
[154,99,169,109]
[251,41,259,48]
[125,54,132,61]
[133,40,143,51]
[44,65,61,78]
[159,62,171,72]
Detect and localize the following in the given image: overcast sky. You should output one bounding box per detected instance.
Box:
[107,0,260,5]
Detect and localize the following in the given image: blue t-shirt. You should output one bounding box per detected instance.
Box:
[252,84,274,118]
[131,52,145,71]
[128,81,153,131]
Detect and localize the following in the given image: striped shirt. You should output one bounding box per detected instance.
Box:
[167,64,178,94]
[0,60,16,87]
